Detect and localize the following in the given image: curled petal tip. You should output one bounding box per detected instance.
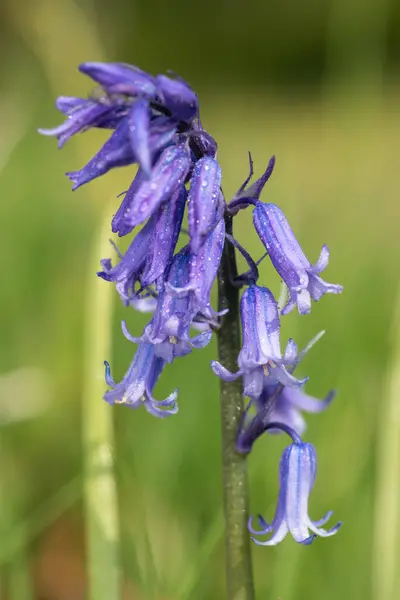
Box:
[104,360,115,386]
[301,534,316,546]
[312,510,334,527]
[312,244,330,273]
[311,519,342,538]
[37,127,52,137]
[210,361,241,382]
[190,330,213,349]
[324,390,336,406]
[121,320,142,344]
[248,514,271,535]
[66,171,77,181]
[250,536,275,547]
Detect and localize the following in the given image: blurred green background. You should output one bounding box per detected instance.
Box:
[1,0,400,598]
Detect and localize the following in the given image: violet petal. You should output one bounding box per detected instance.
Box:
[155,74,198,121]
[123,145,190,228]
[188,156,222,253]
[253,202,343,315]
[129,98,151,176]
[140,186,187,287]
[79,62,156,97]
[66,119,134,189]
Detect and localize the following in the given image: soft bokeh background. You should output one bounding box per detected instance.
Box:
[1,0,400,599]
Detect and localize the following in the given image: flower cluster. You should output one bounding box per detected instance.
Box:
[41,61,342,546]
[40,62,223,417]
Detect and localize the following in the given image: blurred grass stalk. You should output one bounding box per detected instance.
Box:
[7,1,122,598]
[82,201,121,600]
[0,439,34,600]
[0,478,81,567]
[0,84,35,600]
[6,539,34,600]
[373,282,400,600]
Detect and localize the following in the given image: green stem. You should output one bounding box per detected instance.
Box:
[82,202,122,600]
[217,215,255,600]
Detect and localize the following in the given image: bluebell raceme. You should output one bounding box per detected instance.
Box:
[41,61,343,546]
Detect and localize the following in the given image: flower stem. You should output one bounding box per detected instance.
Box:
[216,214,255,600]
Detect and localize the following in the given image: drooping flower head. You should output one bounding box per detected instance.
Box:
[120,246,213,363]
[248,425,341,546]
[104,342,178,418]
[39,62,200,182]
[97,213,157,302]
[235,330,335,447]
[253,202,343,315]
[212,285,306,399]
[167,218,226,318]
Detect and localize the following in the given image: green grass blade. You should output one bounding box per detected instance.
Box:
[0,436,34,600]
[82,202,121,600]
[7,543,34,600]
[9,2,123,597]
[373,282,400,600]
[0,477,80,566]
[177,510,224,600]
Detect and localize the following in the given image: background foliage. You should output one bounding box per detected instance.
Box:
[1,0,400,598]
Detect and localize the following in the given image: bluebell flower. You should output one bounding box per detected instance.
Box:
[97,213,157,302]
[66,119,135,189]
[111,167,145,237]
[100,185,187,299]
[38,96,125,147]
[211,285,306,399]
[236,380,335,454]
[187,156,223,253]
[249,429,341,545]
[79,63,198,122]
[79,62,157,97]
[103,343,178,418]
[253,201,343,315]
[236,331,334,451]
[258,380,335,437]
[40,63,199,176]
[167,219,226,318]
[140,186,187,287]
[119,145,190,229]
[121,246,212,362]
[155,74,198,121]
